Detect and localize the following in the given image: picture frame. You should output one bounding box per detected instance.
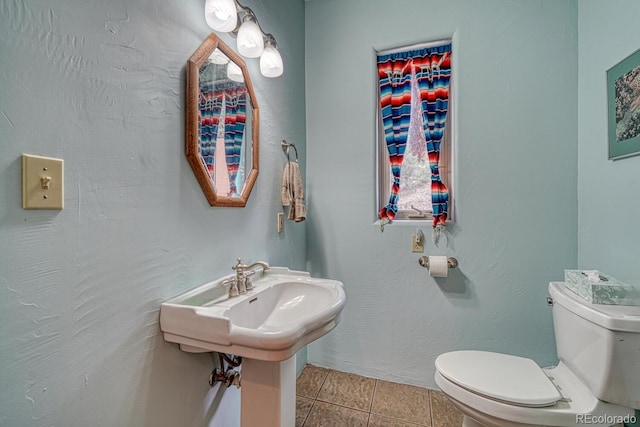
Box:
[607,48,640,160]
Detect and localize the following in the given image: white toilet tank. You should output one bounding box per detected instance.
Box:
[549,281,640,410]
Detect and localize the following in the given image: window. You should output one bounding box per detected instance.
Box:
[376,40,453,227]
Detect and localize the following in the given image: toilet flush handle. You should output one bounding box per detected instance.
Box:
[547,297,554,306]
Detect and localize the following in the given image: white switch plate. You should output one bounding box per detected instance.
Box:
[22,154,64,210]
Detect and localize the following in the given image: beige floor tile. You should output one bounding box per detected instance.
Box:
[304,401,369,427]
[296,396,315,427]
[371,380,431,426]
[368,413,427,426]
[430,390,463,427]
[296,366,462,427]
[297,365,330,399]
[317,370,376,411]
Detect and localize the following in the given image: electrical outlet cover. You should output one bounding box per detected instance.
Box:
[277,212,284,233]
[412,237,424,253]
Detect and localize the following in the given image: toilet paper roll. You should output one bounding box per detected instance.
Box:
[428,256,449,278]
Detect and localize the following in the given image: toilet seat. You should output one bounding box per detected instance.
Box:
[435,351,562,407]
[435,352,635,426]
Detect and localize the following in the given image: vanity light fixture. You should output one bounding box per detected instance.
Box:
[226,61,245,82]
[236,11,264,58]
[209,48,230,64]
[204,0,284,78]
[204,0,237,32]
[260,35,284,78]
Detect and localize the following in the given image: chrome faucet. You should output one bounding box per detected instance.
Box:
[229,258,270,296]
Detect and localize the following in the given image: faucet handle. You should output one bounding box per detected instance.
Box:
[232,257,243,270]
[244,270,256,291]
[221,277,239,298]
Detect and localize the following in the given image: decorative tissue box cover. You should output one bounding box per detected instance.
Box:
[564,270,640,306]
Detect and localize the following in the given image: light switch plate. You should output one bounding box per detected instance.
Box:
[22,154,64,210]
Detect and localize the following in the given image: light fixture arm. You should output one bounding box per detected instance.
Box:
[263,33,278,49]
[229,1,270,44]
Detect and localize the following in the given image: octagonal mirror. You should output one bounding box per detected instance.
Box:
[186,33,259,207]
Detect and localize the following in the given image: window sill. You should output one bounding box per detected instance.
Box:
[372,219,453,227]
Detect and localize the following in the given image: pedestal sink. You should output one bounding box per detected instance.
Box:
[160,267,346,427]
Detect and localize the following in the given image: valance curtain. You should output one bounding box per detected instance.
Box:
[377,43,452,227]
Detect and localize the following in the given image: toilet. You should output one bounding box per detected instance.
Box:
[435,281,640,427]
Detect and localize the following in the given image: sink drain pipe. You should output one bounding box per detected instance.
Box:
[210,353,242,388]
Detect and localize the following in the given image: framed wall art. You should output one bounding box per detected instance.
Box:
[607,48,640,160]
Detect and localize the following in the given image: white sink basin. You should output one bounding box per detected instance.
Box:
[160,267,346,361]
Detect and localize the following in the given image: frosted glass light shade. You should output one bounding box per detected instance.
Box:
[204,0,237,32]
[209,49,230,65]
[237,20,264,58]
[260,45,284,78]
[227,62,244,82]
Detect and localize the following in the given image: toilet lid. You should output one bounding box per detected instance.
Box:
[435,351,562,407]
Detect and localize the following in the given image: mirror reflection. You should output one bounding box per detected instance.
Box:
[198,51,253,197]
[186,34,259,207]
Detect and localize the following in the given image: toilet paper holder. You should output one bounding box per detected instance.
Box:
[418,256,459,269]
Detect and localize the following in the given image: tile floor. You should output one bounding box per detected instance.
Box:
[296,364,464,427]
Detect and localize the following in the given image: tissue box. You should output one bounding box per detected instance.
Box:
[564,270,640,306]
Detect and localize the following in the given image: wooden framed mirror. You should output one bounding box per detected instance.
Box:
[186,33,259,207]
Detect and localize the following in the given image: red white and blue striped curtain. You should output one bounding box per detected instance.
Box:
[199,81,224,177]
[223,85,247,195]
[377,42,451,227]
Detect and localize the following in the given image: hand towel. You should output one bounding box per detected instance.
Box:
[281,161,306,222]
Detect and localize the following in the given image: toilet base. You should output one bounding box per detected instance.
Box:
[448,395,538,427]
[460,415,625,427]
[452,395,627,427]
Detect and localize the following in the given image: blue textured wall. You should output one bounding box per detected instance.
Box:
[0,0,306,425]
[577,3,640,421]
[577,0,640,284]
[304,0,579,388]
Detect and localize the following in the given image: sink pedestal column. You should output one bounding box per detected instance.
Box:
[241,356,296,427]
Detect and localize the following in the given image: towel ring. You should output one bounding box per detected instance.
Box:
[281,139,298,162]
